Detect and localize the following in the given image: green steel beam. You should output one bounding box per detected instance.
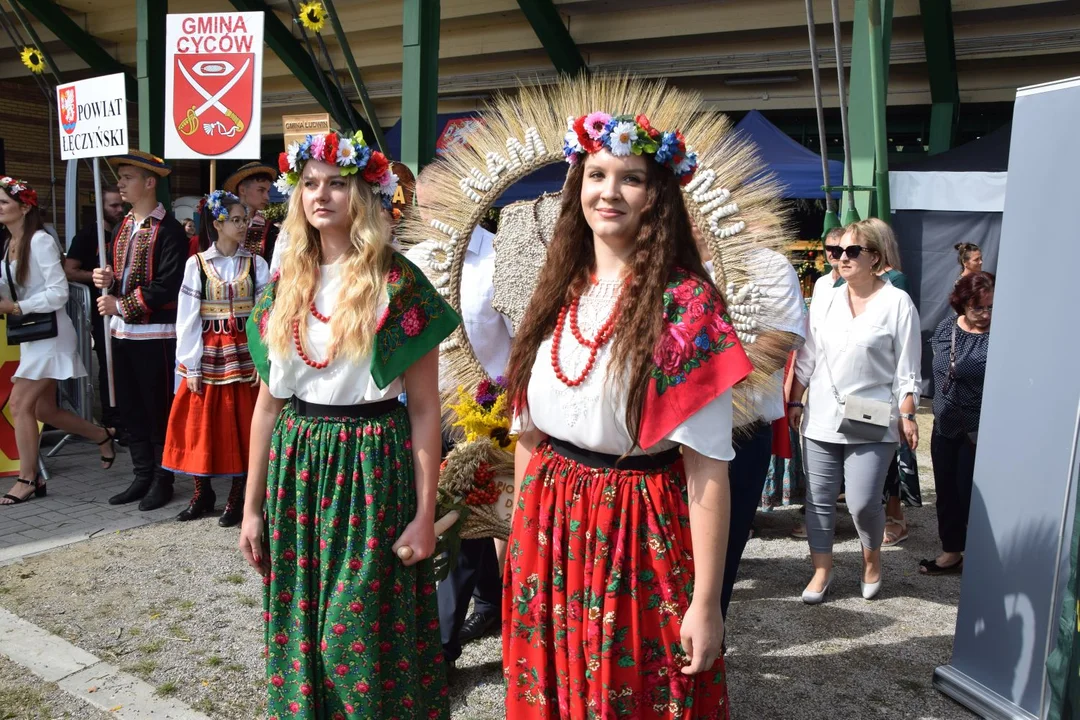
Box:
[324,0,387,154]
[401,0,440,174]
[136,0,169,205]
[868,0,891,219]
[516,0,586,76]
[227,0,352,130]
[920,0,959,155]
[13,0,137,98]
[846,0,893,219]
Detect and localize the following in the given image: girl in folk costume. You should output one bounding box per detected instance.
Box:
[504,111,753,719]
[163,191,269,526]
[238,129,458,719]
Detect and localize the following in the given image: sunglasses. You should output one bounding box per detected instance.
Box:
[825,244,873,260]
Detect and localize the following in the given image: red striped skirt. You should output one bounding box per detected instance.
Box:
[503,440,731,719]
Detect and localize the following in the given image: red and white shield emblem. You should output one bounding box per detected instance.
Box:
[172,53,253,155]
[59,86,77,134]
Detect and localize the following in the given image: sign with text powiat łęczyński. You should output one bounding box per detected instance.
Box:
[56,73,128,160]
[164,12,264,160]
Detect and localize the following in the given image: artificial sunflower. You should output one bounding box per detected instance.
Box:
[298,1,327,33]
[20,47,45,74]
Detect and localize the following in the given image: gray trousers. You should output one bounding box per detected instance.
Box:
[803,437,898,553]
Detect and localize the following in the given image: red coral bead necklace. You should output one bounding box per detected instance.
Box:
[294,299,332,369]
[551,275,625,388]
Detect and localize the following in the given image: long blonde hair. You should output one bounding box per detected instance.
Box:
[866,216,902,271]
[268,175,393,362]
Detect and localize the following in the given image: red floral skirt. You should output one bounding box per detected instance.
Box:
[503,441,730,720]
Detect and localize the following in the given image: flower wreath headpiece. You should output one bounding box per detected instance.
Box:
[0,176,38,207]
[276,129,399,210]
[199,190,239,223]
[563,111,699,185]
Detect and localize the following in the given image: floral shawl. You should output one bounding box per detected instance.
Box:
[247,252,460,389]
[639,269,753,448]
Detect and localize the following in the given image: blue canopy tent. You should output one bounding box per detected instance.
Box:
[732,110,844,199]
[384,113,567,206]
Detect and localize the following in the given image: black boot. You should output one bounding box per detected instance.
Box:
[139,473,175,511]
[109,476,151,505]
[176,478,215,522]
[218,477,245,528]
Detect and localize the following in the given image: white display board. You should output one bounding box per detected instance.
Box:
[56,73,129,161]
[934,75,1080,720]
[164,11,264,160]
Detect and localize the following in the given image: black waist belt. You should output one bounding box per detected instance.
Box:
[290,397,400,419]
[548,437,681,471]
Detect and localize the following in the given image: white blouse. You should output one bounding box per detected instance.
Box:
[267,263,404,405]
[518,278,735,462]
[1,230,68,314]
[175,245,270,377]
[795,281,921,444]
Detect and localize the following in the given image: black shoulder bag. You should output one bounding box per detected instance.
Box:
[4,238,58,344]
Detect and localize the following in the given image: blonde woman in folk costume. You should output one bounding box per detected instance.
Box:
[504,111,751,718]
[162,191,269,527]
[238,129,459,718]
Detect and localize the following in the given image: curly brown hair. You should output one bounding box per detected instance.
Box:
[504,154,710,450]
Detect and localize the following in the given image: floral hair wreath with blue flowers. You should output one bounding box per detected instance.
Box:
[202,190,238,223]
[563,111,699,185]
[276,129,399,210]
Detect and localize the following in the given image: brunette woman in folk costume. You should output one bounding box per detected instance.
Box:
[0,178,117,504]
[238,129,458,719]
[504,112,752,719]
[163,191,269,526]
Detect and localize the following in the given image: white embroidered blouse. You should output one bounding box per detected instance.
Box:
[516,278,735,462]
[266,262,404,405]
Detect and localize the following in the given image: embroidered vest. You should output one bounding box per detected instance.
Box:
[242,216,271,257]
[196,253,255,333]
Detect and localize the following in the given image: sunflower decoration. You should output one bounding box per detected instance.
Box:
[20,47,45,75]
[297,1,327,33]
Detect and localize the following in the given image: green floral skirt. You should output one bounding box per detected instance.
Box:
[263,403,449,719]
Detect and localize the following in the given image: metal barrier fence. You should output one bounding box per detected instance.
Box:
[46,282,95,460]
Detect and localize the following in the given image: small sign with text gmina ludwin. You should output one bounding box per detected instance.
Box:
[164,11,264,160]
[56,73,129,161]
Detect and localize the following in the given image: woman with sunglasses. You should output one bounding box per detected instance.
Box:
[921,271,994,576]
[162,191,269,526]
[788,219,921,602]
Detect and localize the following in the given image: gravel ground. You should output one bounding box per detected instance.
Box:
[0,654,111,719]
[0,408,976,719]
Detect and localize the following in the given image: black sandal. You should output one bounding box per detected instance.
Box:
[1,475,45,505]
[97,427,117,469]
[919,557,963,576]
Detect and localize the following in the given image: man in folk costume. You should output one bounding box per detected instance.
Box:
[92,151,187,511]
[223,162,279,262]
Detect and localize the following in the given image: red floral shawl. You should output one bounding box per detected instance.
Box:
[639,269,753,449]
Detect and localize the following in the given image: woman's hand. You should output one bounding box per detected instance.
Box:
[186,375,202,395]
[901,417,919,450]
[393,515,436,567]
[0,299,14,315]
[787,405,803,432]
[238,513,269,576]
[679,599,725,675]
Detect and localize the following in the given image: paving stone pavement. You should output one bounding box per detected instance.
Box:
[0,433,197,563]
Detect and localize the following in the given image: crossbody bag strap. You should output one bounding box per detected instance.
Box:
[3,237,17,303]
[950,317,958,379]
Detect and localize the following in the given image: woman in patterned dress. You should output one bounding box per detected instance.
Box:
[502,113,753,719]
[238,129,459,719]
[163,191,269,526]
